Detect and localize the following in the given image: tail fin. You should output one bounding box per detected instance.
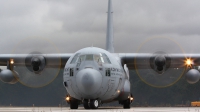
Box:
[106,0,114,53]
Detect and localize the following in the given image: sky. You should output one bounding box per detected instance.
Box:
[1,0,200,54]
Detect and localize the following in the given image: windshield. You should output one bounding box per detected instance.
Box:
[70,53,111,64]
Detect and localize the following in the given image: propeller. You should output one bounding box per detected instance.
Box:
[135,37,186,88]
[12,37,61,88]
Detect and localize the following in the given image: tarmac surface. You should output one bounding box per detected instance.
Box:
[0,107,200,112]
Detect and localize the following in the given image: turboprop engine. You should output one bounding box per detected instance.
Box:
[0,69,19,84]
[154,55,166,71]
[149,51,171,74]
[185,69,200,84]
[30,56,46,73]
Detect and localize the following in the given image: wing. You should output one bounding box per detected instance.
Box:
[0,53,73,68]
[119,53,200,69]
[119,53,200,86]
[0,53,73,87]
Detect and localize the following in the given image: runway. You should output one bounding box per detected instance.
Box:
[0,107,200,112]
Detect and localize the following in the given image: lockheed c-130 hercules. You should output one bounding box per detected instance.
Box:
[0,0,199,109]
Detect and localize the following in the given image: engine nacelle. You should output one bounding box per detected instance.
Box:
[149,51,171,74]
[0,69,19,84]
[31,56,46,74]
[185,69,200,84]
[154,56,166,71]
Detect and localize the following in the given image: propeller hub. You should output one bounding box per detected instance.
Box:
[155,56,166,68]
[31,57,41,67]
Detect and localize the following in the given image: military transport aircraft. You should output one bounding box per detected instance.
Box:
[0,0,199,110]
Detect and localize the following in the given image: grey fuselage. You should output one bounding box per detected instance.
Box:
[63,47,130,103]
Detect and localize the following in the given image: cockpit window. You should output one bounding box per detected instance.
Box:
[86,54,93,61]
[100,53,111,64]
[70,53,111,64]
[94,55,101,63]
[93,53,111,64]
[70,53,80,64]
[78,55,86,63]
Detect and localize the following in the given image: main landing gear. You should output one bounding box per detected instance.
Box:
[70,100,79,109]
[66,95,80,109]
[119,94,134,109]
[83,99,100,109]
[123,99,131,109]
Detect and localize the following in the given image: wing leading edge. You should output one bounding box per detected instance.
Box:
[0,53,73,68]
[119,53,200,70]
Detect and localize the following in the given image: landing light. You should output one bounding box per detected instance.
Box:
[117,90,120,93]
[10,60,14,64]
[185,59,193,66]
[66,96,70,101]
[130,97,134,101]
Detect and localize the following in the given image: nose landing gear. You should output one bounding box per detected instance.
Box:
[89,99,99,109]
[83,99,90,109]
[83,99,100,109]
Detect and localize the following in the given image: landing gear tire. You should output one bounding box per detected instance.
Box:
[83,99,90,109]
[123,99,130,109]
[70,100,78,109]
[89,99,99,109]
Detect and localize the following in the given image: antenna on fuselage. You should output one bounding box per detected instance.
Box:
[106,0,114,53]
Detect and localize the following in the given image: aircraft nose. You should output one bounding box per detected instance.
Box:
[76,68,102,96]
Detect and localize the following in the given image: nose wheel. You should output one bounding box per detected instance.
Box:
[90,99,99,109]
[83,99,99,109]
